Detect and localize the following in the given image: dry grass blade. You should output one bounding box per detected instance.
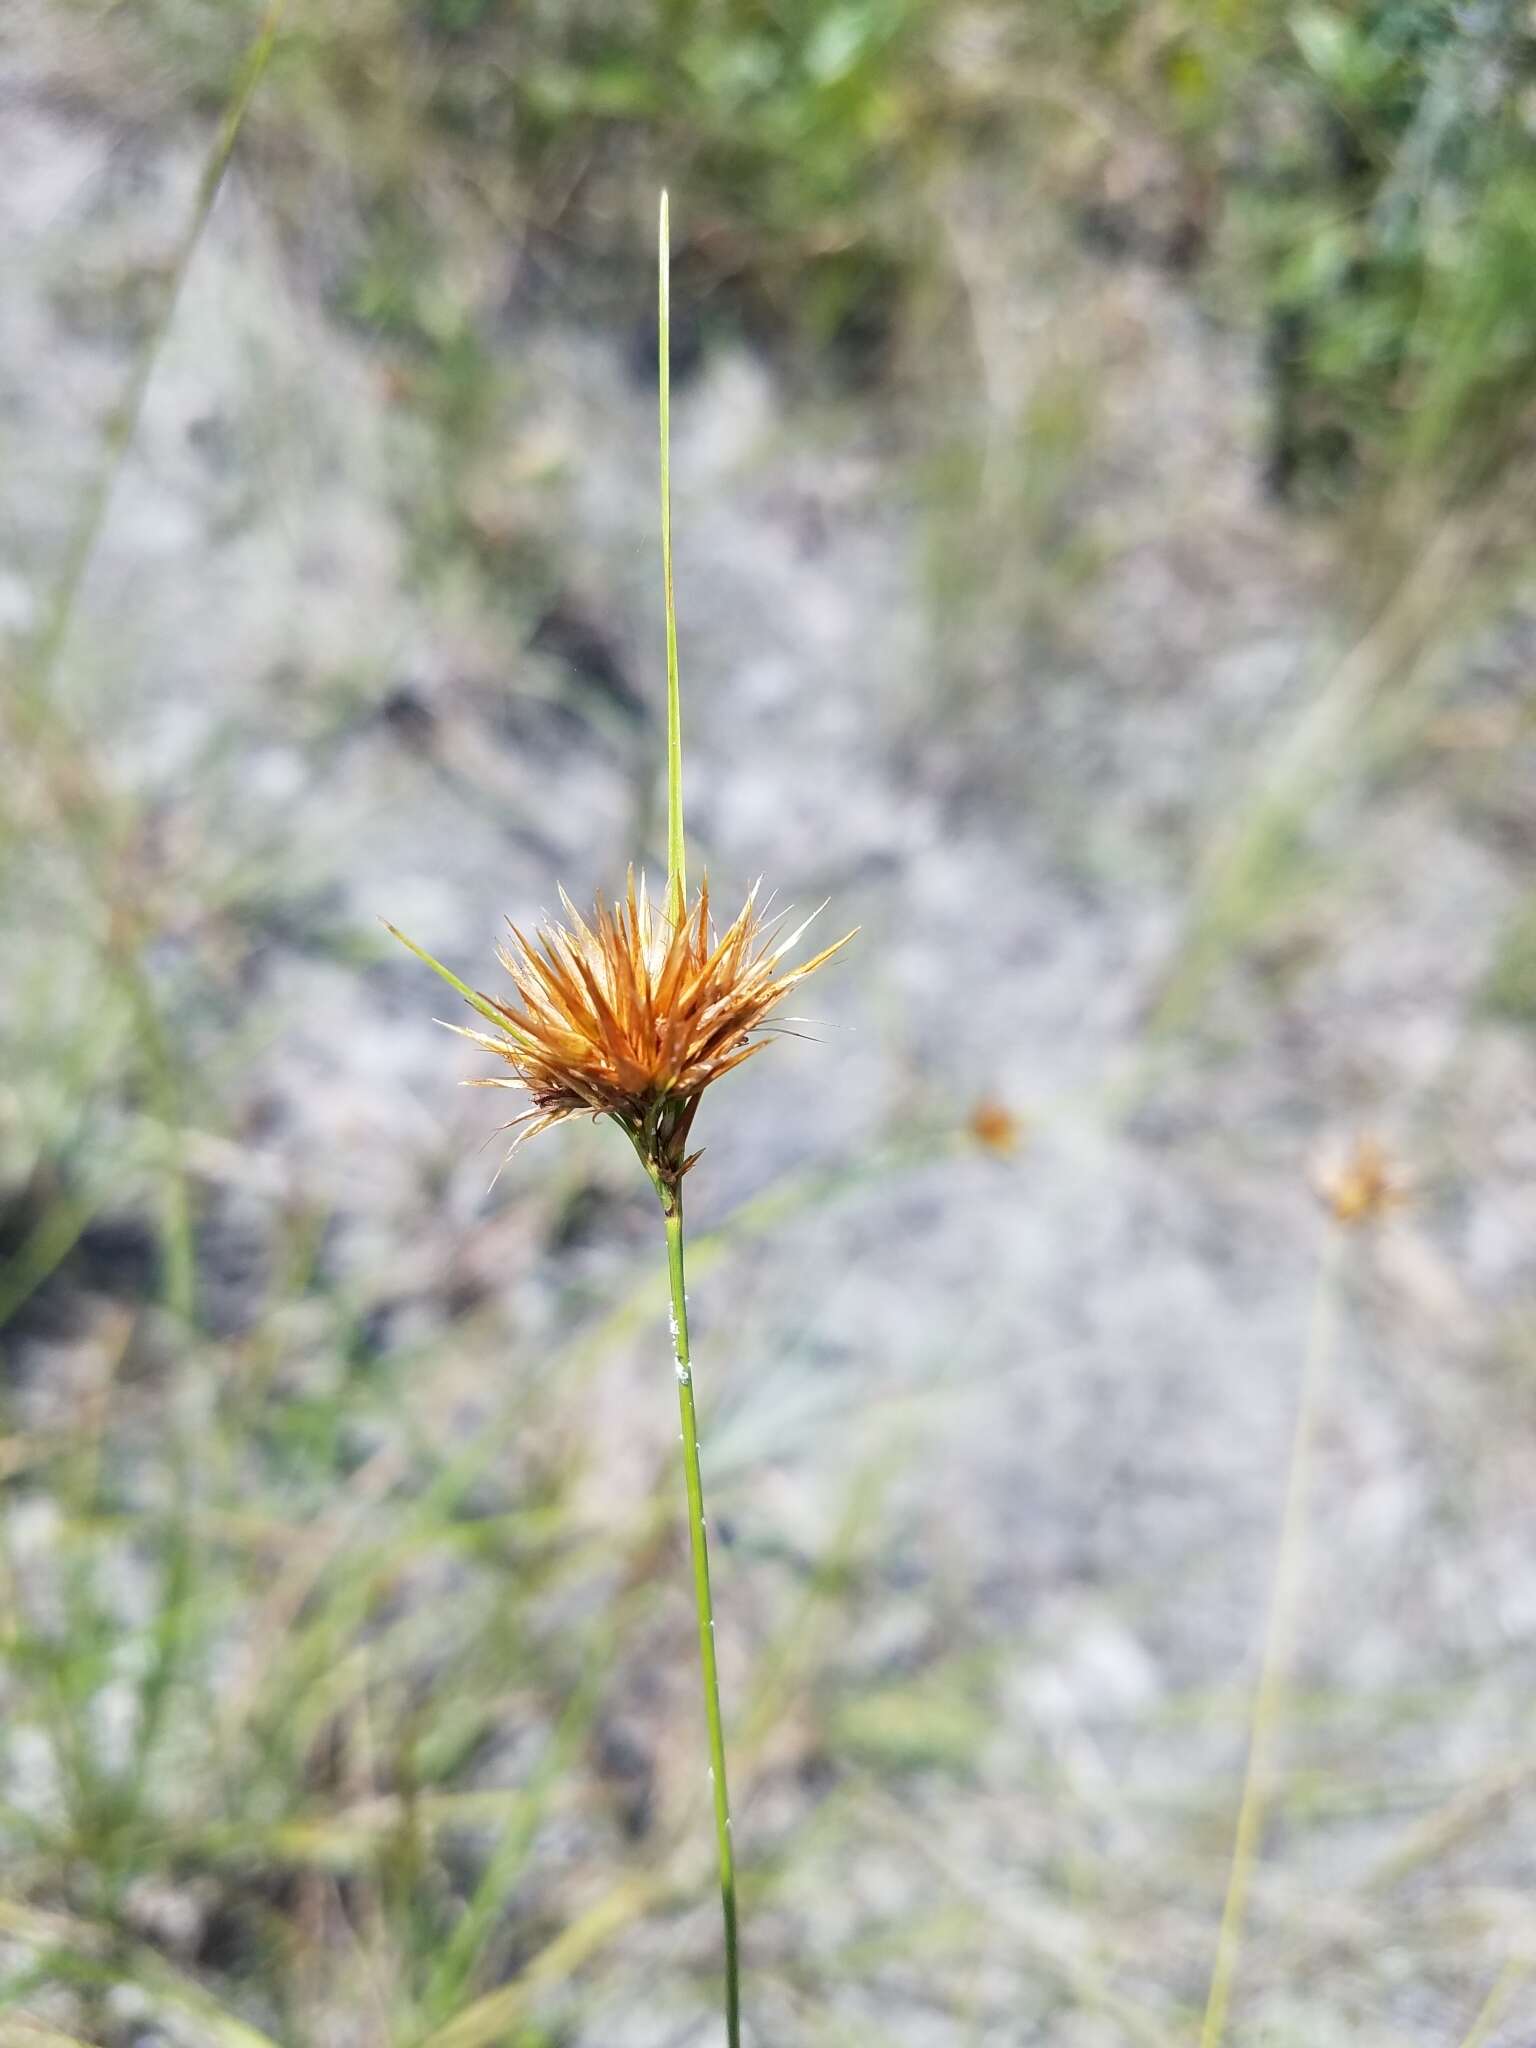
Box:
[416,1876,663,2048]
[1363,1755,1536,1895]
[1457,1957,1531,2048]
[5,0,290,1321]
[3,2020,99,2048]
[861,1787,1182,2048]
[16,0,289,738]
[0,1896,285,2048]
[1199,1227,1344,2047]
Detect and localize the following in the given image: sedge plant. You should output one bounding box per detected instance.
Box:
[386,191,853,2045]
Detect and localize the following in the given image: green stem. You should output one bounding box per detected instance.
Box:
[1456,1957,1530,2048]
[16,0,288,749]
[659,190,686,925]
[662,1194,741,2047]
[1199,1225,1343,2048]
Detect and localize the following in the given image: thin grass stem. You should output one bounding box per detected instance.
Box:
[659,190,686,924]
[1456,1957,1530,2048]
[19,0,288,745]
[664,1196,741,2047]
[657,191,736,2034]
[1198,1224,1344,2048]
[417,1876,664,2048]
[8,0,288,1323]
[418,1620,616,2024]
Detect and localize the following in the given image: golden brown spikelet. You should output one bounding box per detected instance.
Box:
[1312,1134,1411,1227]
[968,1096,1026,1156]
[442,870,853,1193]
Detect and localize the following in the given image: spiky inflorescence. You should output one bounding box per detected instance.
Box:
[435,871,852,1196]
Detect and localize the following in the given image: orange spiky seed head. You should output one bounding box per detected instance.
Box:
[390,872,854,1202]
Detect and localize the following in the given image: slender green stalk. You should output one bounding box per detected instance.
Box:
[659,190,686,924]
[19,0,289,749]
[654,183,739,2044]
[1457,1957,1530,2048]
[663,1194,741,2047]
[1199,1226,1344,2047]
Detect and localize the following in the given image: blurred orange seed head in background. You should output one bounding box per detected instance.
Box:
[1313,1134,1411,1228]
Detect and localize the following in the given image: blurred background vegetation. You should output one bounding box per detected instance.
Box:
[4,1,1536,2043]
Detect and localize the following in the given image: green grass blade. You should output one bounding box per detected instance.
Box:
[659,190,686,923]
[381,922,532,1043]
[417,1878,660,2048]
[417,1622,616,2023]
[18,0,289,735]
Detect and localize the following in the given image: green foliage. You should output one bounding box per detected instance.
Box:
[828,1667,993,1774]
[511,0,936,350]
[0,1151,966,2039]
[1165,1,1536,502]
[287,0,941,362]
